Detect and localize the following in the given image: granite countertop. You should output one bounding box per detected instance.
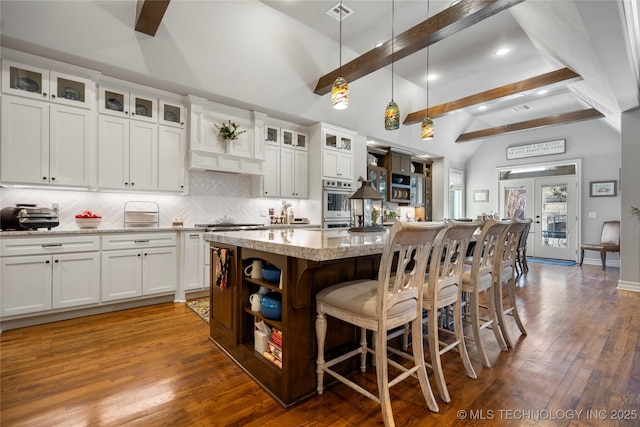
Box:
[0,226,205,236]
[204,228,389,262]
[0,224,322,237]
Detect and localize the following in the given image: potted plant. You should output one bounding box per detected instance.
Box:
[216,120,247,154]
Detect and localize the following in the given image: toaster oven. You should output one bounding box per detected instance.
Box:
[1,205,59,230]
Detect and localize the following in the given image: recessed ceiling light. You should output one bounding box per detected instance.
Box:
[478,105,488,111]
[495,47,511,56]
[425,73,438,81]
[537,89,548,95]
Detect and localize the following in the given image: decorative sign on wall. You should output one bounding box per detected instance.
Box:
[506,139,565,160]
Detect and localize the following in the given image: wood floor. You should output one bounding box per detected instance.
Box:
[2,263,639,426]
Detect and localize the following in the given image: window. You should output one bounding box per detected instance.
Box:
[449,169,464,219]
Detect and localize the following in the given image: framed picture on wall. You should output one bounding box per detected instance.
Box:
[473,190,489,202]
[589,180,617,197]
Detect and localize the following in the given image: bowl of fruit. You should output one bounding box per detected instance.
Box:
[75,210,102,229]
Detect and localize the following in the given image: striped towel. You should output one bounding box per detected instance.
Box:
[215,248,230,289]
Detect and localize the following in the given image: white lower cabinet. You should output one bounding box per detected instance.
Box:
[101,233,177,302]
[0,236,100,316]
[182,232,204,292]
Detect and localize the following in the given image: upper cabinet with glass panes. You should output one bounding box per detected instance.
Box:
[159,100,186,128]
[2,60,95,109]
[281,128,308,150]
[98,86,157,123]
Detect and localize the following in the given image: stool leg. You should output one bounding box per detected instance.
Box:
[428,307,449,402]
[601,251,606,270]
[360,327,367,373]
[315,311,327,395]
[374,329,394,427]
[494,275,512,348]
[470,292,491,368]
[508,276,527,336]
[410,313,439,413]
[580,249,585,266]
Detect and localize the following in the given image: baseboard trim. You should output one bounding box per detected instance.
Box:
[0,295,175,332]
[617,280,640,293]
[580,258,620,268]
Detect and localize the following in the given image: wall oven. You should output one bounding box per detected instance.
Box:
[322,179,354,229]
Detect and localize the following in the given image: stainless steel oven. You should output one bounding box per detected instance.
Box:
[322,179,354,229]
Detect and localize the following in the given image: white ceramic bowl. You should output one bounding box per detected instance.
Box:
[75,218,102,229]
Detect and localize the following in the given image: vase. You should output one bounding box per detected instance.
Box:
[225,139,234,154]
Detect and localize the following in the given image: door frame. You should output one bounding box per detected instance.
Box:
[496,158,582,261]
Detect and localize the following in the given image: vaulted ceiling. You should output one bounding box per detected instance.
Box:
[263,0,639,154]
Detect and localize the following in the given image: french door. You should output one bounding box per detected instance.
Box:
[499,175,578,260]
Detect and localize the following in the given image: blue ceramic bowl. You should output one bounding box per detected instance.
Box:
[261,292,282,320]
[261,265,281,283]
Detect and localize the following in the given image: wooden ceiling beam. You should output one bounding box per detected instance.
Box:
[314,0,526,96]
[404,68,582,125]
[455,108,604,142]
[135,0,170,36]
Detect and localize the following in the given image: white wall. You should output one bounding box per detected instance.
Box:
[465,119,621,249]
[619,108,640,291]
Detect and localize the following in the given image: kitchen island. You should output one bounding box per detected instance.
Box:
[204,228,389,408]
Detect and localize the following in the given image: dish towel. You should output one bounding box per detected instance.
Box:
[215,248,230,290]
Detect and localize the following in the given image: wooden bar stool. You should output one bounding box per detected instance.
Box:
[315,221,447,427]
[460,220,511,368]
[494,218,531,348]
[421,220,481,403]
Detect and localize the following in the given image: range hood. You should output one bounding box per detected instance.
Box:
[188,149,265,176]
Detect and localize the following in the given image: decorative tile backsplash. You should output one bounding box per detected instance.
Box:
[0,171,319,230]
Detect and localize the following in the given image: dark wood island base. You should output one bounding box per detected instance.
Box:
[208,240,381,408]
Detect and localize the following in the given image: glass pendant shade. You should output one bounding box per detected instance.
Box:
[421,116,435,140]
[385,100,400,130]
[331,76,349,110]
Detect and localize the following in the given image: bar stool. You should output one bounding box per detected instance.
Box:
[315,221,447,427]
[460,220,511,368]
[422,220,481,403]
[494,218,531,348]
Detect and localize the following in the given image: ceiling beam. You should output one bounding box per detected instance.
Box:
[455,108,604,142]
[313,0,526,96]
[403,68,582,125]
[135,0,170,36]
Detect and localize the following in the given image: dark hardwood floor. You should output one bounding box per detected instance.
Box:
[2,263,639,426]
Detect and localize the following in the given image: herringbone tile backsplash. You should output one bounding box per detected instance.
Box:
[0,171,318,230]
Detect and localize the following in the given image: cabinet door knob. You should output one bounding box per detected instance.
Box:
[54,259,59,263]
[43,93,47,97]
[52,94,56,98]
[131,182,135,186]
[43,176,47,180]
[45,260,50,264]
[124,182,128,185]
[137,253,141,257]
[51,177,55,181]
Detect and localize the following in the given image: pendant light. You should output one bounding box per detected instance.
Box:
[421,0,435,140]
[384,0,399,130]
[331,0,349,110]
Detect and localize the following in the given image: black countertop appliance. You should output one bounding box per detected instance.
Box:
[1,204,59,231]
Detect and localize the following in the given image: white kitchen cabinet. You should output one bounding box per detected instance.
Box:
[309,123,355,181]
[182,232,204,292]
[203,239,211,288]
[101,249,143,301]
[281,148,308,198]
[262,144,280,197]
[0,235,100,316]
[158,125,186,192]
[159,100,186,128]
[2,60,94,110]
[1,95,92,187]
[322,149,353,180]
[101,233,177,302]
[1,255,52,316]
[98,115,158,191]
[98,85,157,123]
